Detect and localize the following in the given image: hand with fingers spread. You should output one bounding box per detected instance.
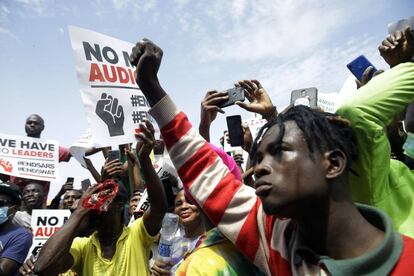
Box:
[379,27,414,68]
[135,119,156,161]
[199,90,228,141]
[356,66,385,89]
[235,80,277,120]
[101,159,123,181]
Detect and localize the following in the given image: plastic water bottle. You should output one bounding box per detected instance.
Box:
[158,213,179,263]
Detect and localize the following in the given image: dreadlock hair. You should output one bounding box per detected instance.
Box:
[251,105,358,172]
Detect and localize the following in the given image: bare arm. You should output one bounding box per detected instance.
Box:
[84,157,101,183]
[0,258,20,276]
[34,186,98,275]
[136,120,168,236]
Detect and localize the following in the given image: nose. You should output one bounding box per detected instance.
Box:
[180,201,190,210]
[254,161,272,179]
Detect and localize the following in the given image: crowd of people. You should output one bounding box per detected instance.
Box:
[0,20,414,276]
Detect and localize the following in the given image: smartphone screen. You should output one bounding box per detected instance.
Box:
[226,115,244,147]
[346,55,377,81]
[66,177,74,183]
[108,150,121,161]
[290,88,318,108]
[217,87,245,108]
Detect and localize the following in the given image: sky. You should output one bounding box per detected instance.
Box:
[0,0,413,199]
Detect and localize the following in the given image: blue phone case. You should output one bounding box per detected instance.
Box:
[347,55,377,81]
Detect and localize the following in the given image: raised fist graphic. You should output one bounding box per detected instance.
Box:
[95,93,125,137]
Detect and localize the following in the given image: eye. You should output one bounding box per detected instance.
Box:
[269,145,282,156]
[252,152,263,165]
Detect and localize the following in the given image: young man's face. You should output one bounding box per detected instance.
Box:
[25,115,44,137]
[253,121,328,218]
[63,190,82,209]
[23,184,44,209]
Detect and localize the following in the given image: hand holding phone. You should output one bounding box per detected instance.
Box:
[347,55,377,82]
[217,87,245,108]
[107,150,121,161]
[226,115,244,147]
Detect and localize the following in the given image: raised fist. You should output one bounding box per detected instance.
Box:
[129,38,163,87]
[95,93,125,137]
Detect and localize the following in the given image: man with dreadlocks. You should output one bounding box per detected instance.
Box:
[130,38,414,275]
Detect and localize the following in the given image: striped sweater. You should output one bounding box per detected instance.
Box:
[149,95,414,275]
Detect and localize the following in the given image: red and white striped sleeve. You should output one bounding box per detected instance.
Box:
[149,96,274,274]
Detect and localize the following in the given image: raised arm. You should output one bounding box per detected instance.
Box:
[136,119,167,236]
[130,38,271,273]
[198,90,228,141]
[130,38,166,106]
[34,185,99,275]
[336,29,414,203]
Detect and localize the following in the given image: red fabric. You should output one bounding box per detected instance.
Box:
[235,198,262,262]
[162,112,192,151]
[390,235,414,275]
[82,179,119,212]
[203,172,243,225]
[177,142,218,188]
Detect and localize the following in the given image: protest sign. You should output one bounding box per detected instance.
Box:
[318,92,339,113]
[244,116,267,141]
[128,189,149,226]
[29,209,71,258]
[69,129,94,168]
[0,134,59,182]
[69,26,158,147]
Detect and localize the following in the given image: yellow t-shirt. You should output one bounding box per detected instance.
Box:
[69,218,156,276]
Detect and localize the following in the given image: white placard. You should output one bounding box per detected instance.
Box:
[29,209,71,258]
[69,129,94,168]
[0,134,59,181]
[69,26,158,147]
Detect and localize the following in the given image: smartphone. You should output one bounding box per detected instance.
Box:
[347,55,377,82]
[217,87,245,108]
[66,177,74,184]
[290,87,318,108]
[81,179,91,191]
[226,115,244,147]
[108,150,121,161]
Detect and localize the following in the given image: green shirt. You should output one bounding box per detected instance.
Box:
[337,62,414,238]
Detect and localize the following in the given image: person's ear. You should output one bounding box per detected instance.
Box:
[323,150,346,179]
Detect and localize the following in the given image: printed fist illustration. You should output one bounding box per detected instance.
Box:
[0,159,12,172]
[95,93,125,137]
